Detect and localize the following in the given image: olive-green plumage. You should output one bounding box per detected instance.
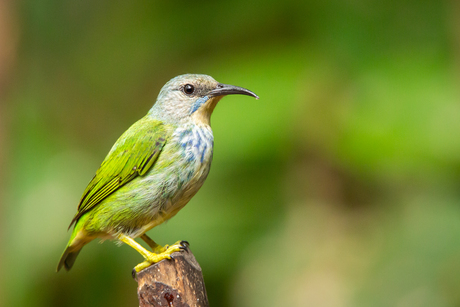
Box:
[57,74,258,273]
[70,119,168,228]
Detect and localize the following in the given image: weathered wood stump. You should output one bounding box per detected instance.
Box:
[136,245,209,307]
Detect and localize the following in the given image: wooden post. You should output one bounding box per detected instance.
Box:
[136,245,210,307]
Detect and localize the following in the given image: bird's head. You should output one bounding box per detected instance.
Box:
[149,74,258,125]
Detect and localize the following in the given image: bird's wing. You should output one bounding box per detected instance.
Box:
[69,117,170,228]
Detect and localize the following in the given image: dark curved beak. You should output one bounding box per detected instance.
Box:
[208,83,259,99]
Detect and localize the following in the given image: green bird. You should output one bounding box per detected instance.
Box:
[57,74,258,274]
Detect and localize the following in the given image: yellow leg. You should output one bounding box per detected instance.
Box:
[140,234,165,254]
[118,234,187,273]
[118,234,151,258]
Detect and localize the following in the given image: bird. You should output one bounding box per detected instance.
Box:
[57,74,258,274]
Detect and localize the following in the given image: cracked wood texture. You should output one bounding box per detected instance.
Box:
[136,245,209,307]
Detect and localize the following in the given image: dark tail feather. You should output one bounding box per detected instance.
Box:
[57,247,82,272]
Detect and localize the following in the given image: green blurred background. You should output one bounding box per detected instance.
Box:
[2,0,460,306]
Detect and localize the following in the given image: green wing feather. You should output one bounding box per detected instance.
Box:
[69,117,169,228]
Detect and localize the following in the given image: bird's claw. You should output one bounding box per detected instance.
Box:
[132,268,137,280]
[170,241,189,259]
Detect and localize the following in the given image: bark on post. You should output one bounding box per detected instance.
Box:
[136,245,209,307]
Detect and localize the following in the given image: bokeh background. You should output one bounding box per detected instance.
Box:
[2,1,460,306]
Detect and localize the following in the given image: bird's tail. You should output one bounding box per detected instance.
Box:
[56,224,90,272]
[57,246,82,272]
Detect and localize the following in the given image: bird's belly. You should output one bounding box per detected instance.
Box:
[139,161,211,235]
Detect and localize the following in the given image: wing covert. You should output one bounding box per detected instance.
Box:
[69,118,169,228]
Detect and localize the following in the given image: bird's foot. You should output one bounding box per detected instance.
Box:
[156,240,189,254]
[133,240,188,273]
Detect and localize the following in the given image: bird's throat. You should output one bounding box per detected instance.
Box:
[191,96,222,126]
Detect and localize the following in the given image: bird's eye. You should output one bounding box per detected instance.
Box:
[183,84,195,95]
